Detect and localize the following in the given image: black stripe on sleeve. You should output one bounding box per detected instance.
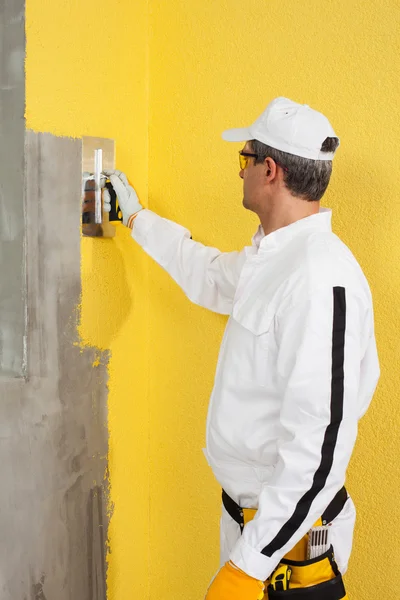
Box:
[261,286,346,558]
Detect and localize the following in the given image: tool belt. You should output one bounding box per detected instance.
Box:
[222,487,349,599]
[222,486,348,534]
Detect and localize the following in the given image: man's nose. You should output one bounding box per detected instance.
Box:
[239,169,244,179]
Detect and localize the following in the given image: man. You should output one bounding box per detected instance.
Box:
[104,97,380,599]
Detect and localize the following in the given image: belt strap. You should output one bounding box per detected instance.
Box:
[222,486,348,533]
[222,489,246,532]
[321,486,348,525]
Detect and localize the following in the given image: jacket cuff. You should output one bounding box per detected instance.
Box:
[130,209,157,243]
[229,537,280,582]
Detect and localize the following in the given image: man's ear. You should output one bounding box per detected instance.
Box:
[264,157,276,179]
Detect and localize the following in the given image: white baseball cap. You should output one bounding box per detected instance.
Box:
[222,97,339,160]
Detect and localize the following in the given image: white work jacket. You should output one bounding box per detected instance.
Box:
[131,207,380,581]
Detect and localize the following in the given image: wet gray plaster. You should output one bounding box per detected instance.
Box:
[0,0,26,376]
[0,132,109,599]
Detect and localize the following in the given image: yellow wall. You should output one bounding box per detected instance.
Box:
[26,1,399,599]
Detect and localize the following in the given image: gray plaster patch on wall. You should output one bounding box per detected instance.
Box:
[31,575,47,600]
[0,132,109,599]
[0,0,26,376]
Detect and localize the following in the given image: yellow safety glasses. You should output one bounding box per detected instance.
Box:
[239,151,258,170]
[239,151,289,172]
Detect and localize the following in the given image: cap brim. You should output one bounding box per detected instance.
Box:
[221,127,251,142]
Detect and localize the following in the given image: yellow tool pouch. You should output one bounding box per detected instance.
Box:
[221,488,349,599]
[266,548,348,599]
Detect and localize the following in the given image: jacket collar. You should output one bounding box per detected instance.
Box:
[251,206,332,253]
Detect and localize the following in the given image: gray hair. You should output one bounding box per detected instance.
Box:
[250,137,340,202]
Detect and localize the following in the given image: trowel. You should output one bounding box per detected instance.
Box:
[81,136,122,238]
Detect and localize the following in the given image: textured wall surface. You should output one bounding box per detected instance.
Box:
[25,1,150,597]
[0,0,26,376]
[0,132,109,599]
[26,1,399,599]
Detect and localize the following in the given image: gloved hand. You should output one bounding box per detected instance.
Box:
[102,169,143,228]
[205,561,265,600]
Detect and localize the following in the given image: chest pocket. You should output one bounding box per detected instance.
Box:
[230,299,276,388]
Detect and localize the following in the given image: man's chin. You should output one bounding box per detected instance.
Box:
[242,197,252,211]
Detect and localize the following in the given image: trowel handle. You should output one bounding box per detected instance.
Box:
[104,181,123,222]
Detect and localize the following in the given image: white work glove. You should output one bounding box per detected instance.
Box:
[102,169,143,228]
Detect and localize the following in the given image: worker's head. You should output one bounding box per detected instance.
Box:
[222,97,339,215]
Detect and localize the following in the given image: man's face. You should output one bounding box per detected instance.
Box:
[239,142,267,213]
